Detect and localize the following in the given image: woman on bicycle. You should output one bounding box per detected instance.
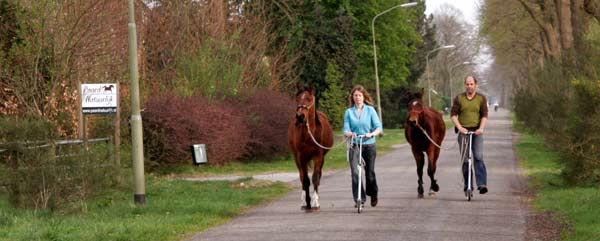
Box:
[342,85,382,207]
[450,76,489,195]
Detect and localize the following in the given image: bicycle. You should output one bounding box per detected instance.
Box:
[347,134,366,213]
[461,131,475,201]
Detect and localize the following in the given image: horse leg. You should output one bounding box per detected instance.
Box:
[301,161,312,210]
[295,155,311,210]
[311,155,324,210]
[427,147,440,196]
[412,148,425,198]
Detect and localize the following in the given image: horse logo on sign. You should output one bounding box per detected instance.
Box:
[103,85,114,92]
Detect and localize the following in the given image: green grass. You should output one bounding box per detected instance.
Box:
[0,176,290,241]
[0,129,408,241]
[161,128,407,177]
[515,133,600,241]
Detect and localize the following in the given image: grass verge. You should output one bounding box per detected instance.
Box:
[515,132,600,241]
[0,176,290,241]
[0,128,408,240]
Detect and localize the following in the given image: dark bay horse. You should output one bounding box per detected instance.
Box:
[404,89,446,198]
[288,84,334,211]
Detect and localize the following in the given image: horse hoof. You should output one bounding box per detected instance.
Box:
[311,206,321,212]
[428,191,437,197]
[418,193,424,199]
[301,205,309,210]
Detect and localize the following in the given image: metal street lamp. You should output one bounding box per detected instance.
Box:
[426,44,455,107]
[449,61,477,98]
[371,2,418,121]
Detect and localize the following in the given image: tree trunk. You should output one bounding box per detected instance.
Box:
[211,0,226,39]
[572,0,587,43]
[557,0,574,50]
[518,0,562,59]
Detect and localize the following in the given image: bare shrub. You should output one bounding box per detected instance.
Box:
[243,89,294,159]
[143,91,250,166]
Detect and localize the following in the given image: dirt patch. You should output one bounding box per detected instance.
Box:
[525,211,572,241]
[521,178,571,241]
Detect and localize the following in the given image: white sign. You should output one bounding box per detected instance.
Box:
[191,144,207,165]
[81,83,118,114]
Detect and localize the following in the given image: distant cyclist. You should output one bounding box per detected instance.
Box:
[450,76,489,195]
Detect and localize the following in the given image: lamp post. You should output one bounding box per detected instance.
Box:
[127,0,145,205]
[372,2,417,121]
[449,61,477,98]
[426,45,455,107]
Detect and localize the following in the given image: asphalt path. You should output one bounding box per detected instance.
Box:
[186,108,526,241]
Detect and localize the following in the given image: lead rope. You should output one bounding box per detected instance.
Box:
[306,119,347,150]
[416,124,443,149]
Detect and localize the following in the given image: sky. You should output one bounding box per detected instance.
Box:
[424,0,481,25]
[425,0,492,73]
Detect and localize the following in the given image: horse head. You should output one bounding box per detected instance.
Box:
[407,88,425,127]
[295,83,315,126]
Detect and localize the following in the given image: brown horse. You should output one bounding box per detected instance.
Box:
[404,88,446,198]
[288,84,334,211]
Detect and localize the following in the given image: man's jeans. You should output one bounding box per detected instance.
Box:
[457,133,487,190]
[348,144,377,203]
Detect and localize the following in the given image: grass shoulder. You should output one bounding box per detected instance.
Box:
[0,175,291,241]
[0,129,407,241]
[515,132,600,240]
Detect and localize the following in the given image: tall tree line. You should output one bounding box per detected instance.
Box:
[263,0,437,127]
[1,0,438,131]
[481,0,600,184]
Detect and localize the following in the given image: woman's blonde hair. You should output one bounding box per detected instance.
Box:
[348,85,375,107]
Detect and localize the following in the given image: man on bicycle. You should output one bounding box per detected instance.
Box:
[450,76,489,195]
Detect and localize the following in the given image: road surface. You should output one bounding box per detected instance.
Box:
[186,108,526,241]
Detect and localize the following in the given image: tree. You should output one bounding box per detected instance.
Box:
[1,0,131,137]
[320,60,347,130]
[481,0,600,184]
[430,4,480,101]
[383,2,438,127]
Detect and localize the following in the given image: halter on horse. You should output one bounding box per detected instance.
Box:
[404,88,446,198]
[288,84,334,211]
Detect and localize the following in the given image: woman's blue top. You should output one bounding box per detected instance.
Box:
[342,104,383,145]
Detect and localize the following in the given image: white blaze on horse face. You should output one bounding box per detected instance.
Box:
[412,101,418,106]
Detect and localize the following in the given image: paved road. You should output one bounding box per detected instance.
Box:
[185,108,526,241]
